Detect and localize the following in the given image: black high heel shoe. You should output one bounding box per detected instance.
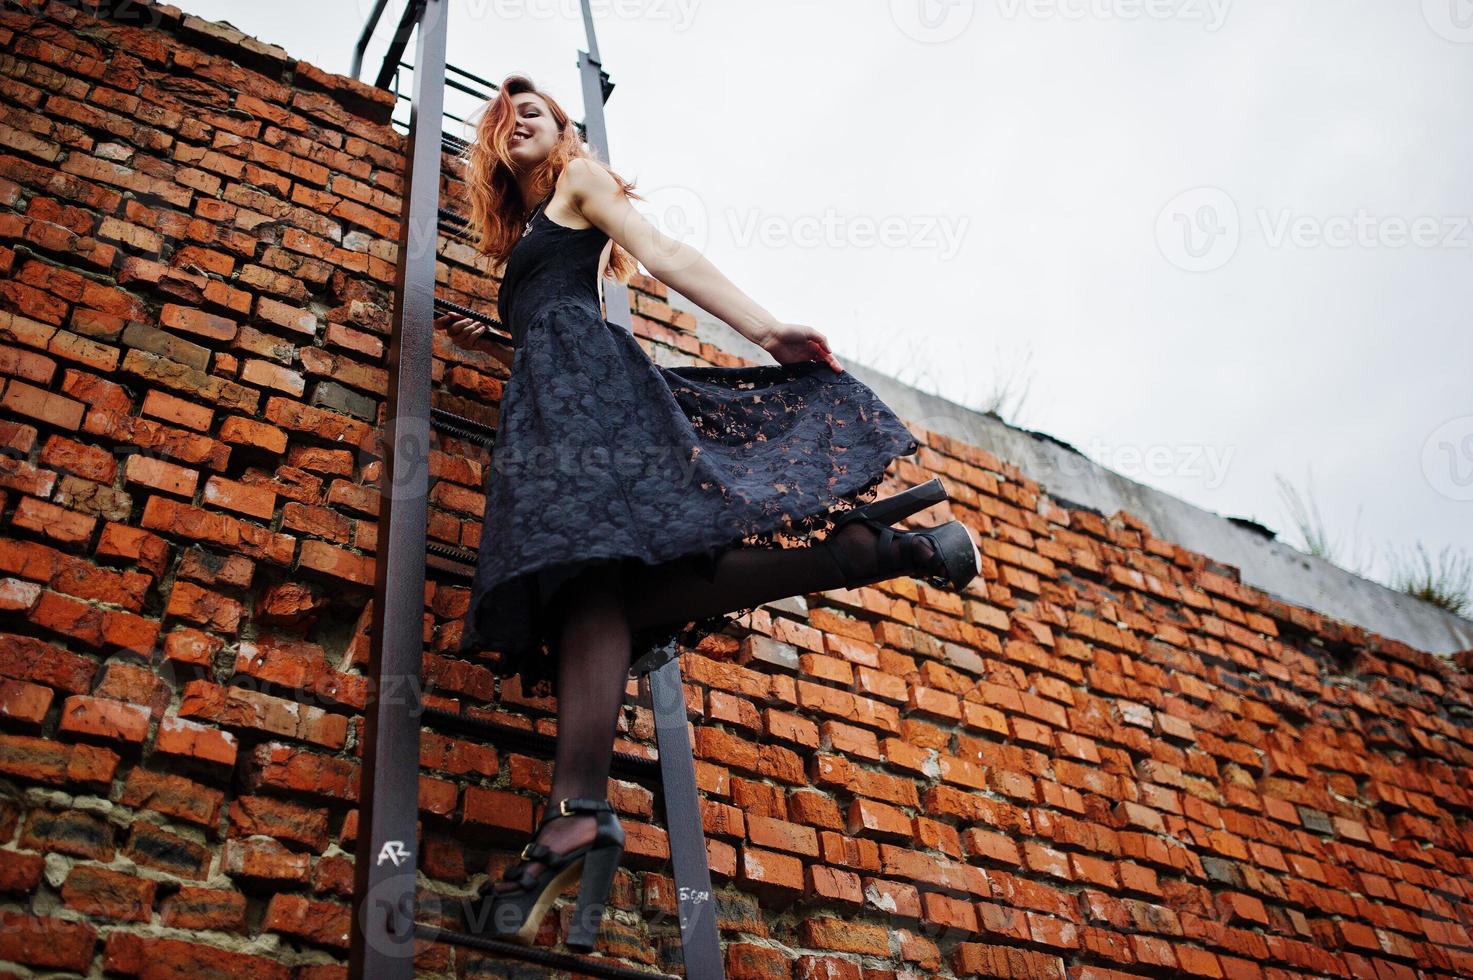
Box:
[823,478,980,591]
[469,797,625,952]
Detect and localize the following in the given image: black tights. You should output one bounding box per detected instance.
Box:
[489,520,930,891]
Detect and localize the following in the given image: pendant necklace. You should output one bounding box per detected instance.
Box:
[523,190,552,236]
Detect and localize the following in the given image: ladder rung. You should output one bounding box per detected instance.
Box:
[426,541,477,566]
[419,706,662,784]
[428,407,496,449]
[425,542,475,582]
[412,923,680,979]
[431,297,498,328]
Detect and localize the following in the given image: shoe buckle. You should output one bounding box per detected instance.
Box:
[559,798,573,817]
[520,843,535,861]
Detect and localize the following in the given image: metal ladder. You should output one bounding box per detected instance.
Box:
[347,2,724,976]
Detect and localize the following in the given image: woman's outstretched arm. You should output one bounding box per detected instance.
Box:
[565,158,842,372]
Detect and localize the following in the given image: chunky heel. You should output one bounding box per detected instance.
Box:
[834,477,947,531]
[565,839,623,952]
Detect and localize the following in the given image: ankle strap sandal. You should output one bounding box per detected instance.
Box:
[825,478,979,592]
[470,796,625,953]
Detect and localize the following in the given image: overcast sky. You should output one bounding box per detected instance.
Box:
[185,0,1473,594]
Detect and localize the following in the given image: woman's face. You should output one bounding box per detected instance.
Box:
[508,93,556,171]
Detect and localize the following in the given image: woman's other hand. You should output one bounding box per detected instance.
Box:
[435,312,495,353]
[758,322,842,372]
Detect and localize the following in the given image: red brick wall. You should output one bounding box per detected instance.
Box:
[3,3,1472,978]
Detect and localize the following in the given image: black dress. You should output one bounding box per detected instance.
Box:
[457,187,919,696]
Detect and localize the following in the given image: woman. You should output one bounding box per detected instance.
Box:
[435,75,981,952]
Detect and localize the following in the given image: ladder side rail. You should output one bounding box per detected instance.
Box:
[576,21,635,337]
[648,655,726,978]
[348,0,447,976]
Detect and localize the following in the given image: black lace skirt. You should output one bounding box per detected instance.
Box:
[458,308,919,697]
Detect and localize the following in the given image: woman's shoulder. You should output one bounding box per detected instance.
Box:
[547,158,612,231]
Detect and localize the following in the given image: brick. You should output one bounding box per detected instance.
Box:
[1216,890,1268,925]
[125,821,212,879]
[799,917,891,957]
[848,798,911,840]
[0,677,53,726]
[228,794,330,852]
[155,714,239,767]
[463,786,533,834]
[747,813,819,857]
[739,845,804,901]
[0,911,96,972]
[102,932,291,980]
[123,453,199,497]
[1130,933,1179,969]
[61,864,157,922]
[221,837,310,885]
[165,578,244,633]
[0,732,118,787]
[140,496,295,565]
[922,890,978,933]
[2,378,84,430]
[0,632,98,691]
[20,807,115,861]
[161,886,248,931]
[161,303,237,341]
[964,827,1023,866]
[806,864,863,907]
[787,790,843,830]
[178,679,347,749]
[141,389,215,431]
[297,537,374,587]
[219,414,288,453]
[38,433,113,482]
[263,893,351,949]
[728,942,793,979]
[1029,911,1081,950]
[856,876,916,919]
[794,955,860,980]
[12,497,96,544]
[952,942,1065,979]
[0,849,44,893]
[120,767,225,828]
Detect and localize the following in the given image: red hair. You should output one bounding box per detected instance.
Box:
[460,74,642,283]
